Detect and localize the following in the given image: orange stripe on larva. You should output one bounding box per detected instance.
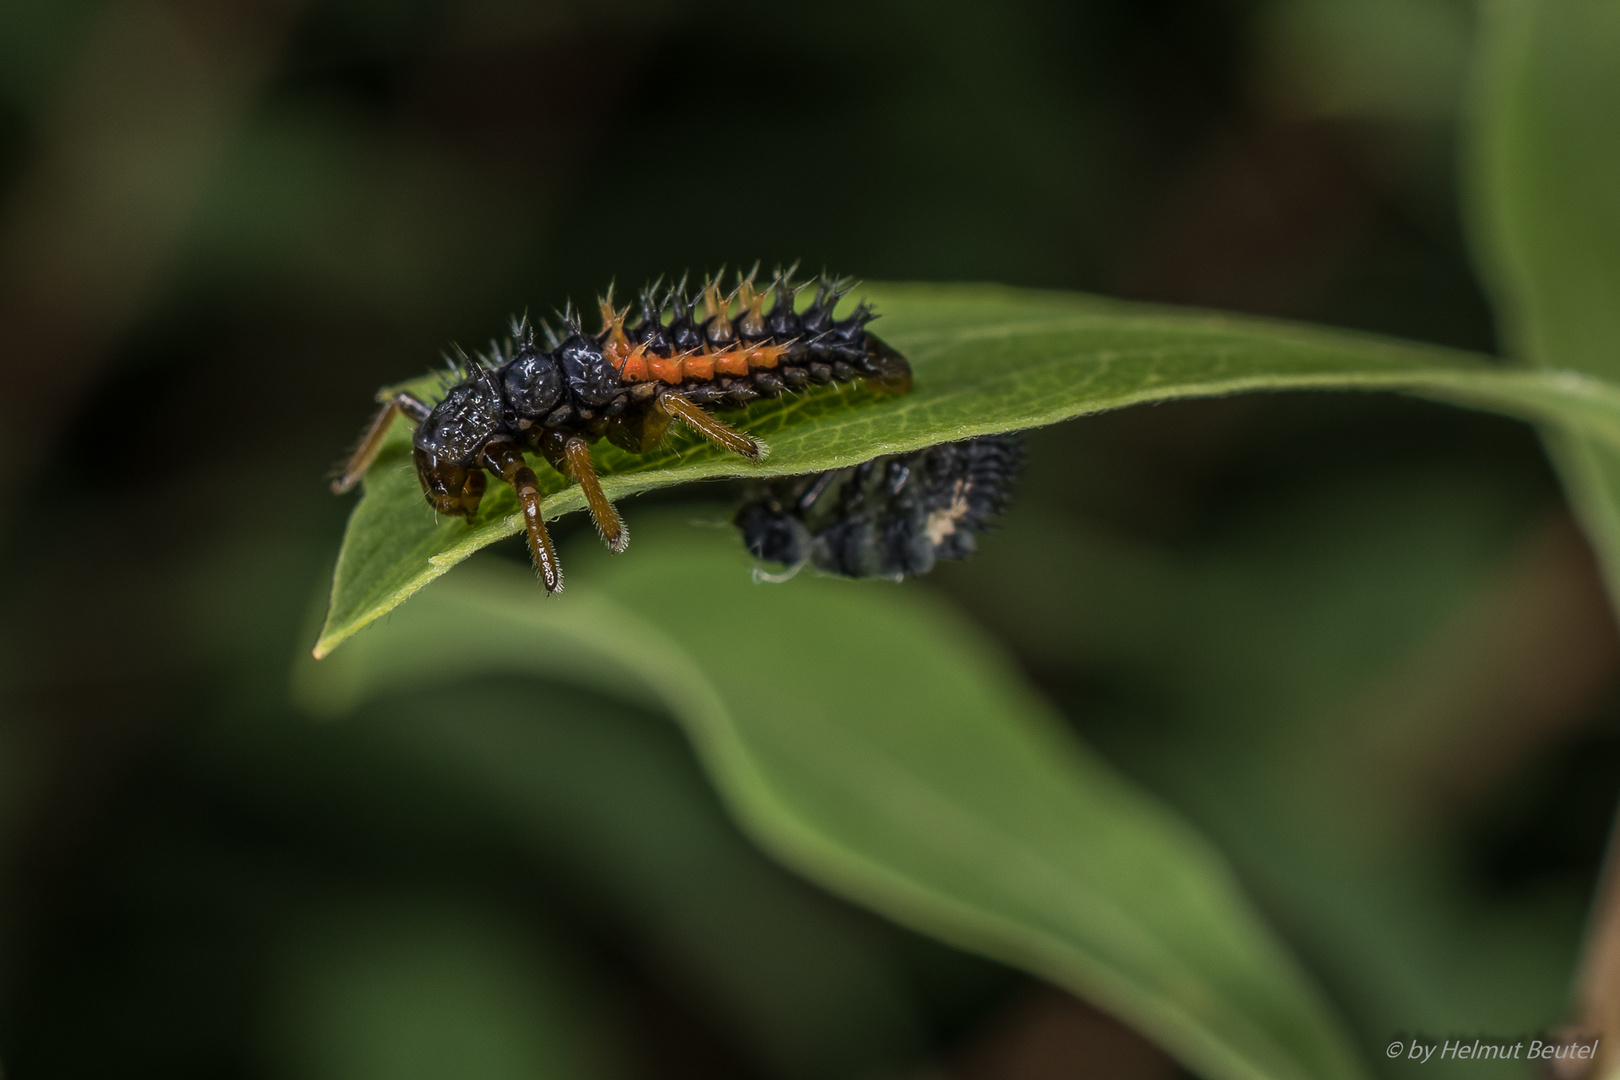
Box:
[612,341,786,386]
[606,342,649,382]
[747,344,783,370]
[649,354,684,383]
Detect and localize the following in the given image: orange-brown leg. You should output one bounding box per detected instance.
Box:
[482,440,564,593]
[561,435,628,553]
[332,391,432,494]
[658,392,767,462]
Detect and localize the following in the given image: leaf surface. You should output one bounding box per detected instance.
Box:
[1469,0,1620,604]
[317,284,1620,656]
[298,516,1371,1080]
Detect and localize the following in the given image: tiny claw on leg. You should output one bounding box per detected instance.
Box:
[563,435,628,554]
[658,392,767,462]
[517,468,564,593]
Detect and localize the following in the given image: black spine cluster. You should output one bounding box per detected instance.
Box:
[620,268,882,405]
[735,435,1024,580]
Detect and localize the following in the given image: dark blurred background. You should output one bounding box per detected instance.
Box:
[1,0,1613,1077]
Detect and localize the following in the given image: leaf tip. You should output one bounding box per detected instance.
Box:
[311,621,354,660]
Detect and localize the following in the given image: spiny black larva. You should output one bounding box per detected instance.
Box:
[332,266,913,593]
[734,435,1023,581]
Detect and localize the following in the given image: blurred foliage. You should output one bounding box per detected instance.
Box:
[1253,0,1473,122]
[1468,2,1620,1064]
[1470,0,1620,601]
[304,518,1368,1080]
[944,428,1592,1078]
[2,0,1619,1079]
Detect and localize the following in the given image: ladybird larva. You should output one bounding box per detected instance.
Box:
[332,267,912,593]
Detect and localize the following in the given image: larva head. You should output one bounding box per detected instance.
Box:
[410,371,504,519]
[411,447,487,520]
[558,333,621,407]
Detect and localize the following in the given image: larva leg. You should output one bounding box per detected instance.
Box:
[658,392,768,462]
[796,469,837,512]
[331,391,432,494]
[562,435,628,554]
[481,440,564,593]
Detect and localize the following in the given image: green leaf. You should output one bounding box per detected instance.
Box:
[297,513,1371,1080]
[317,284,1620,657]
[266,895,623,1080]
[298,683,937,1079]
[1469,0,1620,603]
[943,467,1579,1066]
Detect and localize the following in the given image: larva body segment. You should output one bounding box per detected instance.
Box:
[596,271,909,409]
[332,268,914,593]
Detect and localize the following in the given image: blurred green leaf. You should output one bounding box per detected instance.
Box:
[1257,0,1473,121]
[168,530,943,1080]
[266,895,620,1080]
[1470,0,1620,379]
[317,282,1620,658]
[0,0,98,115]
[299,512,1371,1080]
[1470,0,1620,603]
[942,463,1577,1077]
[290,681,935,1080]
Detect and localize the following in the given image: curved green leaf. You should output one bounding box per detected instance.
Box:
[317,283,1620,656]
[1470,0,1620,608]
[1468,4,1620,1061]
[296,514,1371,1080]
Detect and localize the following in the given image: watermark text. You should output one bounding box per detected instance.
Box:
[1385,1036,1599,1064]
